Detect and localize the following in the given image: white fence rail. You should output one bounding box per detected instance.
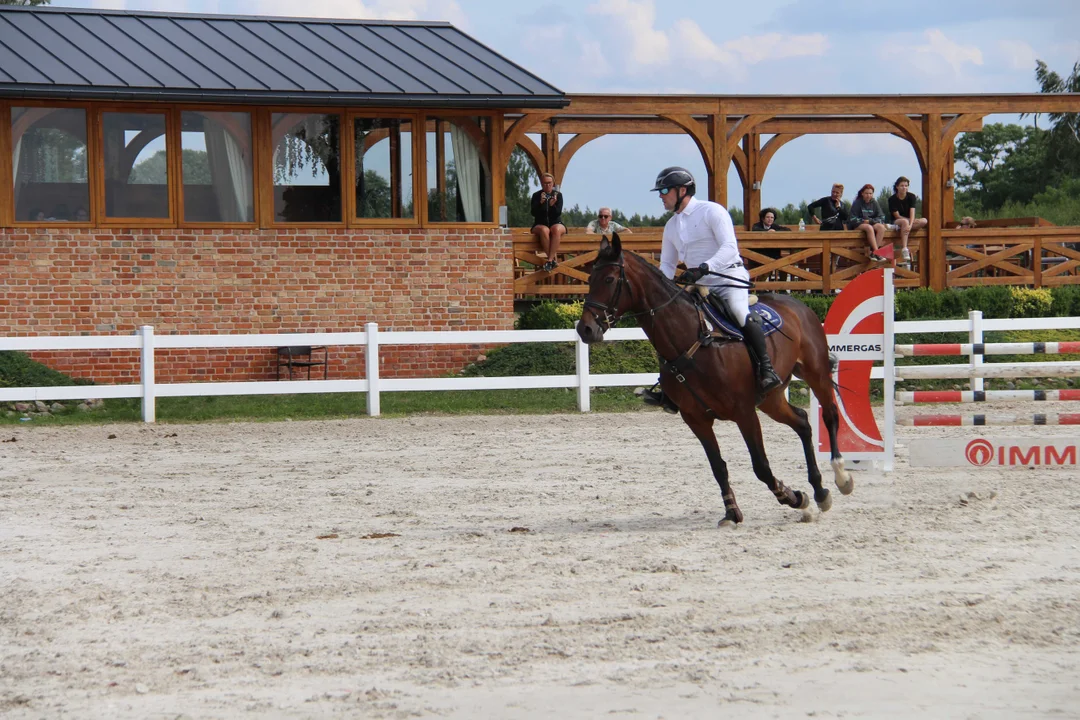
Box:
[0,324,656,422]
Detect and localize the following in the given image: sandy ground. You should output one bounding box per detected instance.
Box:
[2,404,1079,719]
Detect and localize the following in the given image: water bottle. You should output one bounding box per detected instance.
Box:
[798,218,805,231]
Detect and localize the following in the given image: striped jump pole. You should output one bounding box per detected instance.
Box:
[900,413,1080,427]
[895,341,1080,357]
[896,389,1080,404]
[895,362,1080,380]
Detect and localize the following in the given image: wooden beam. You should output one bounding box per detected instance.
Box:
[490,113,505,223]
[435,119,446,220]
[923,113,946,291]
[0,100,11,226]
[659,113,714,174]
[877,113,928,169]
[742,133,760,230]
[759,133,801,176]
[514,135,545,177]
[709,110,729,207]
[555,133,601,182]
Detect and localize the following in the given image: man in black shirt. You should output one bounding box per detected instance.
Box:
[530,173,566,272]
[888,176,928,264]
[807,183,849,231]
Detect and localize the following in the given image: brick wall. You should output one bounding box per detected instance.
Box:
[0,227,515,383]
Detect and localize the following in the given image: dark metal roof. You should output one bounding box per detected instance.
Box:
[0,6,567,108]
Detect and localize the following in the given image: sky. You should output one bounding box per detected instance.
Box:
[56,0,1080,217]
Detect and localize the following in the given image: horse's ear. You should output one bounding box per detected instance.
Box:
[599,236,611,255]
[610,231,622,255]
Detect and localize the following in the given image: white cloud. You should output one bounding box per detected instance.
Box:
[723,32,828,65]
[252,0,467,27]
[881,29,983,78]
[586,0,669,67]
[576,39,612,79]
[997,40,1037,71]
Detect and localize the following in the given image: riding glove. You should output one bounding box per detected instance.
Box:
[677,263,710,284]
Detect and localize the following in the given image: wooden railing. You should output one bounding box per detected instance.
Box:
[512,224,1080,296]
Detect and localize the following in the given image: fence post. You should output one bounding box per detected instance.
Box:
[365,322,380,417]
[882,268,895,472]
[576,331,590,412]
[969,310,983,392]
[140,325,155,423]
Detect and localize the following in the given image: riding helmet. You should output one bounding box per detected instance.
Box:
[651,166,695,192]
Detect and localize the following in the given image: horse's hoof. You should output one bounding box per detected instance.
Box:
[817,491,833,513]
[796,491,810,510]
[832,459,854,495]
[718,518,738,529]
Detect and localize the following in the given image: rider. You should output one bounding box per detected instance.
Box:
[642,166,783,412]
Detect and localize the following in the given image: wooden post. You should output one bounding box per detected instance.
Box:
[0,100,12,226]
[742,133,760,231]
[923,114,946,291]
[942,145,955,226]
[543,122,559,185]
[389,122,401,218]
[709,108,728,208]
[490,113,506,223]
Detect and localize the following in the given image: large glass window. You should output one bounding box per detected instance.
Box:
[426,116,492,223]
[354,117,413,220]
[102,112,170,219]
[11,107,90,222]
[271,112,341,223]
[180,111,254,223]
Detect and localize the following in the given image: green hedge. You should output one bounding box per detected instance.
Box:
[0,352,93,389]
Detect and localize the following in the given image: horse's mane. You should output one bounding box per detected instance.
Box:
[621,248,698,310]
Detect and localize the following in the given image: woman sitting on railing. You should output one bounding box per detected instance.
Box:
[848,183,889,263]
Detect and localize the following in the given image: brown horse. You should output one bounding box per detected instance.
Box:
[576,233,853,526]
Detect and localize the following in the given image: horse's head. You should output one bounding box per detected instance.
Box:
[577,232,631,344]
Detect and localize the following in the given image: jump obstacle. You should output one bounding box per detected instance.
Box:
[811,268,1080,469]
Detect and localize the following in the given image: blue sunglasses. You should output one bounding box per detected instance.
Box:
[659,187,673,195]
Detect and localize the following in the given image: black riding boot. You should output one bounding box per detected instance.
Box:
[742,314,783,405]
[642,379,679,414]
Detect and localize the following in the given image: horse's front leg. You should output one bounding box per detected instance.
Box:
[684,415,743,526]
[735,411,809,511]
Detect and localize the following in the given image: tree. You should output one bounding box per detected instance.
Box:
[504,147,535,227]
[129,149,210,185]
[1028,59,1080,178]
[0,0,52,5]
[953,122,1051,210]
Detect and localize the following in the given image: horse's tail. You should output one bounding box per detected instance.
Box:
[828,352,842,395]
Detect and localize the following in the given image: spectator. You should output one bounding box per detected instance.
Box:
[888,176,928,264]
[29,208,45,222]
[74,206,90,222]
[807,183,849,230]
[751,208,791,232]
[586,207,630,236]
[751,208,791,262]
[530,173,565,272]
[955,216,978,229]
[848,183,888,262]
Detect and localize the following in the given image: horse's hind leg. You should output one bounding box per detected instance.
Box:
[734,411,809,511]
[759,393,831,512]
[805,359,854,496]
[684,416,743,526]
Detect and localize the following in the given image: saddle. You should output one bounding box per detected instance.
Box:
[695,288,784,341]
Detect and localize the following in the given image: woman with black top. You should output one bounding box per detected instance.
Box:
[848,183,889,262]
[807,183,849,231]
[530,173,566,272]
[751,208,791,260]
[888,176,928,264]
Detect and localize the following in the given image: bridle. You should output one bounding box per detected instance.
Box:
[583,257,683,332]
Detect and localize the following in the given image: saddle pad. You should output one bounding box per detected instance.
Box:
[702,301,784,341]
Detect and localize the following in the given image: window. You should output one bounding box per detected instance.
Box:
[354,117,413,220]
[180,111,254,223]
[426,116,492,223]
[102,111,170,219]
[271,112,341,223]
[11,107,90,222]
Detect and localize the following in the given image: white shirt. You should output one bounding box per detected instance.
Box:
[658,196,741,288]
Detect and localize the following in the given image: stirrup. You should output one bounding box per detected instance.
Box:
[755,369,782,406]
[642,385,679,414]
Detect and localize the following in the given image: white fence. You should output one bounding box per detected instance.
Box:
[0,324,657,422]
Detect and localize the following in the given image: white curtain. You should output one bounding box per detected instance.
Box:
[449,122,481,222]
[204,115,252,222]
[11,136,22,212]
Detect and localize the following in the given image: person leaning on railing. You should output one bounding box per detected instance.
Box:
[585,207,631,236]
[807,183,849,231]
[751,207,791,260]
[848,183,889,263]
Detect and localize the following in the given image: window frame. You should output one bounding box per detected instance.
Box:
[346,109,423,228]
[4,99,97,229]
[176,105,260,229]
[421,110,499,229]
[264,106,347,229]
[1,100,502,230]
[95,103,179,228]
